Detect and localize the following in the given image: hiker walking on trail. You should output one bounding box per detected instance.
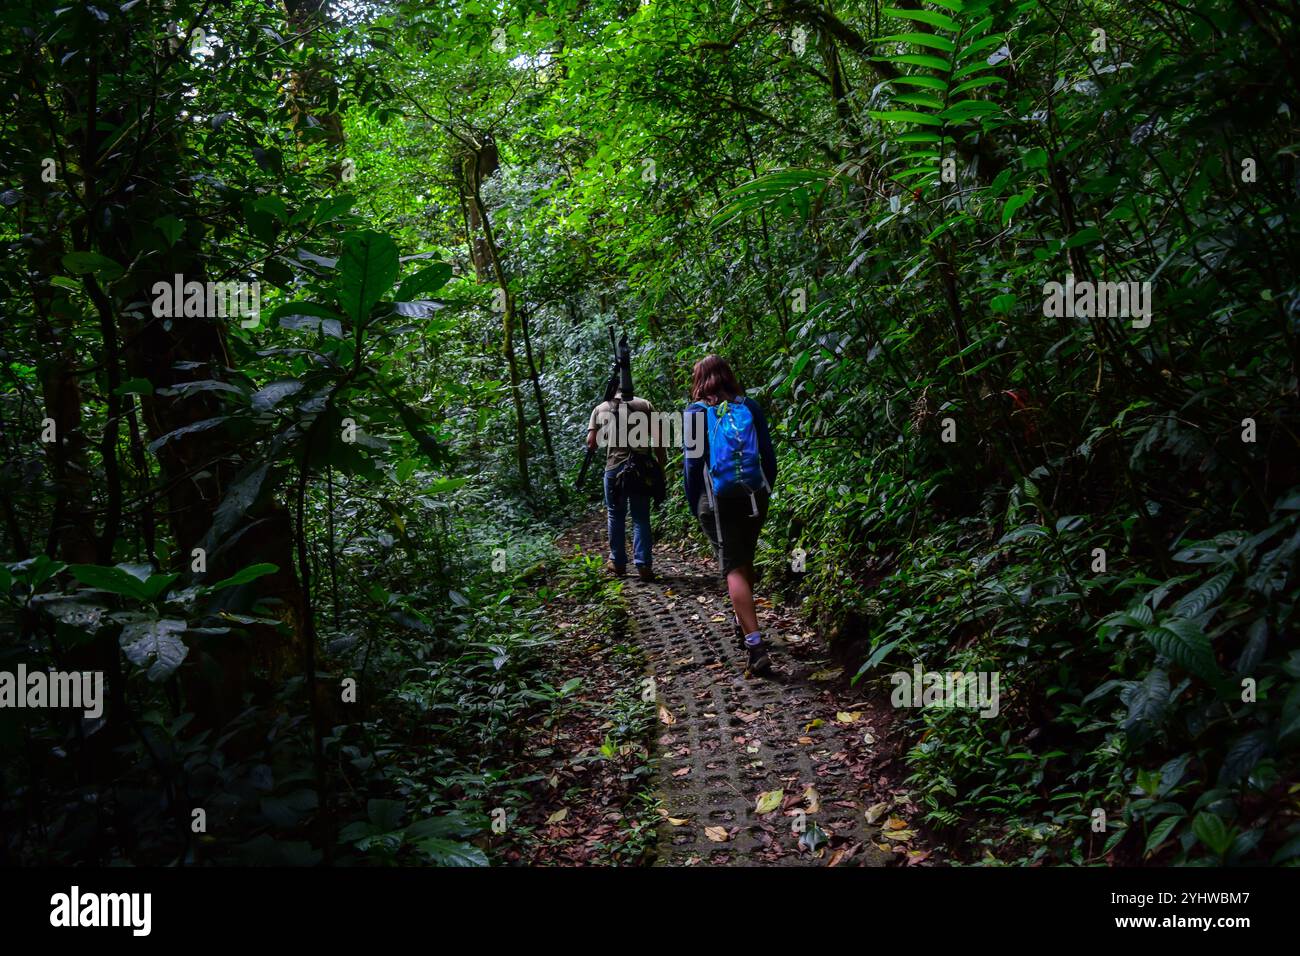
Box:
[587,390,667,581]
[683,355,777,675]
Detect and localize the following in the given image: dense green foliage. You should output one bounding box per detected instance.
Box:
[2,0,1298,865]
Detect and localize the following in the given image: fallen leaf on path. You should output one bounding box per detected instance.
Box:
[657,810,691,826]
[810,667,843,681]
[804,719,824,731]
[836,711,862,724]
[797,736,814,745]
[884,816,909,830]
[906,849,932,865]
[803,785,821,813]
[882,829,916,842]
[865,802,890,824]
[658,705,676,725]
[672,767,691,777]
[755,789,784,814]
[704,826,729,843]
[547,808,568,824]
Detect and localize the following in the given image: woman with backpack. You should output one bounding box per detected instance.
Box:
[683,355,778,676]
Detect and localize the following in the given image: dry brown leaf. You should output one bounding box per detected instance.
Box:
[658,705,676,725]
[657,809,691,826]
[865,801,890,824]
[704,826,729,843]
[803,785,821,813]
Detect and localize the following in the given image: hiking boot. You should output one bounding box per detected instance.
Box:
[636,565,656,582]
[746,641,772,676]
[604,558,626,577]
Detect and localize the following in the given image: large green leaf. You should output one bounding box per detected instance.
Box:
[60,251,123,282]
[1192,812,1232,856]
[884,6,960,32]
[337,230,400,324]
[1172,571,1232,618]
[69,565,152,602]
[119,617,189,680]
[208,563,279,591]
[395,262,453,301]
[1121,668,1169,736]
[1147,618,1220,684]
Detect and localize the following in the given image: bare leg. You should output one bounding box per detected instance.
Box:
[727,563,759,635]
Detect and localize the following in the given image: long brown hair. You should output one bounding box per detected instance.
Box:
[690,354,742,406]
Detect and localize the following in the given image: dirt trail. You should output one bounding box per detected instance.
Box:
[571,521,917,867]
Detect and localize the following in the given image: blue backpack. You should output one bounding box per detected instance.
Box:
[702,399,768,499]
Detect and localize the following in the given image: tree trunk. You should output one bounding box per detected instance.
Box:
[462,143,532,494]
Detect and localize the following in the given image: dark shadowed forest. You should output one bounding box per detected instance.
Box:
[1,0,1298,879]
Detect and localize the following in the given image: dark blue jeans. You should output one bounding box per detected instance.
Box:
[604,462,653,569]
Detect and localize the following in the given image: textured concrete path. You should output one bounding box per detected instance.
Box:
[575,522,899,867]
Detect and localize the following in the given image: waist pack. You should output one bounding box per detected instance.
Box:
[614,452,666,506]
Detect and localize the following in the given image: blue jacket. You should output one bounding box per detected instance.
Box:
[683,396,777,516]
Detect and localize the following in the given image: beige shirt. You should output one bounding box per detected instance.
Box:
[588,397,657,471]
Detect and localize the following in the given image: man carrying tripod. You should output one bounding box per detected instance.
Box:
[583,332,666,581]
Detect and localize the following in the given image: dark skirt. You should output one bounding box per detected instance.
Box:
[698,491,769,575]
